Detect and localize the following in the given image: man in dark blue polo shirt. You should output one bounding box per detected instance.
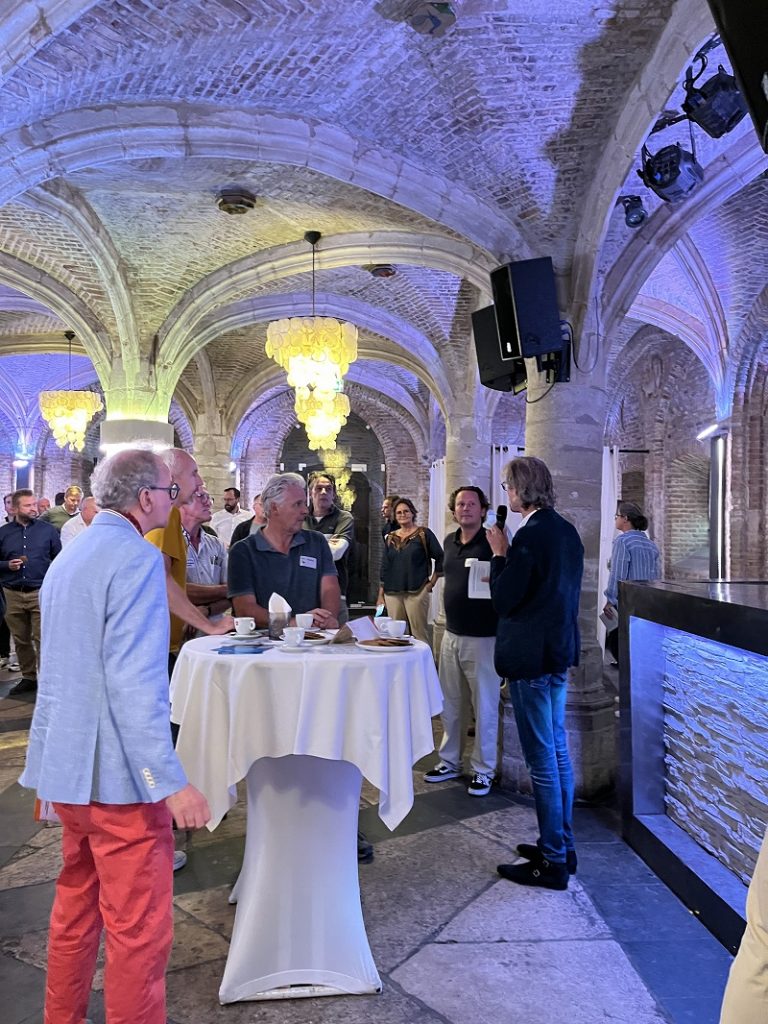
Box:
[228,472,340,628]
[0,489,61,694]
[424,486,499,796]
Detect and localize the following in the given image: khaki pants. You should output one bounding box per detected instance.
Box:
[437,632,500,777]
[721,826,768,1023]
[2,587,40,680]
[384,586,430,645]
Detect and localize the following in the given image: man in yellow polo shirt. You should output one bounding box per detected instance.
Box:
[146,448,233,664]
[146,448,233,872]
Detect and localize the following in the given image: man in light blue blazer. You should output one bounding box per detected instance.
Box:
[20,448,210,1024]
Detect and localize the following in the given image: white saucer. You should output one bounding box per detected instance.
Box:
[228,632,271,643]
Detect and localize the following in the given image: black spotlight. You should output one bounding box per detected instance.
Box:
[683,64,747,138]
[638,143,704,204]
[617,195,647,228]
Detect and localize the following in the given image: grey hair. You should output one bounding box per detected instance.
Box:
[502,456,556,510]
[91,449,162,512]
[158,446,192,476]
[261,473,306,518]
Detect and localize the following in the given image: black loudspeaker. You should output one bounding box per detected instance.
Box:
[706,0,768,152]
[472,304,527,393]
[490,256,562,359]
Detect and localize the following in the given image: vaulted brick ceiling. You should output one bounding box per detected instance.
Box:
[0,0,764,454]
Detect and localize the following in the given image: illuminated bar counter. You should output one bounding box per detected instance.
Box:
[618,580,768,952]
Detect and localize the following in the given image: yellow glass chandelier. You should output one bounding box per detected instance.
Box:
[39,332,103,451]
[266,230,357,450]
[295,386,351,451]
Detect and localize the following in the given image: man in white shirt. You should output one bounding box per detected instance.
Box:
[180,490,229,628]
[60,496,98,547]
[211,487,252,548]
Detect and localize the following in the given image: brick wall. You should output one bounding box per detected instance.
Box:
[662,628,768,882]
[665,453,710,579]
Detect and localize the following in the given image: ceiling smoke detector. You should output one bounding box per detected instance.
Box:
[216,188,257,215]
[407,3,456,38]
[364,264,397,278]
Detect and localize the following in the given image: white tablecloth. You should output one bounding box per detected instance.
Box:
[170,635,442,830]
[169,635,442,1002]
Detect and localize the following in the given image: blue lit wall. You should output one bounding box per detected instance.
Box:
[631,617,768,883]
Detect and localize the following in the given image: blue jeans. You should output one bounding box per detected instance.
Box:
[509,672,575,863]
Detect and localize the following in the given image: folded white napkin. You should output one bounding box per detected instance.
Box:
[268,593,292,615]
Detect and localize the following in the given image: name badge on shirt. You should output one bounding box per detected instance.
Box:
[465,558,477,568]
[300,555,317,569]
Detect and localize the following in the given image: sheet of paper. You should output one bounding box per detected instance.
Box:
[468,560,491,599]
[330,617,379,643]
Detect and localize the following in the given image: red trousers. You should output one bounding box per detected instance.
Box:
[46,801,174,1024]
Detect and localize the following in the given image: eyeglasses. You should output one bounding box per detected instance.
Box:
[140,483,180,501]
[501,481,511,491]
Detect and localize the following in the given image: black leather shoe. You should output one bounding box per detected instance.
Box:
[517,842,577,875]
[8,678,37,695]
[497,858,569,890]
[357,831,374,864]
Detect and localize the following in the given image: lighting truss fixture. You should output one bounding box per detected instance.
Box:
[39,331,103,451]
[638,142,704,204]
[617,195,647,228]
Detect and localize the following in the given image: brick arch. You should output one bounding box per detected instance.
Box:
[0,104,519,257]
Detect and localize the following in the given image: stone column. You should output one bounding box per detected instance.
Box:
[192,416,236,504]
[499,375,616,799]
[431,409,493,658]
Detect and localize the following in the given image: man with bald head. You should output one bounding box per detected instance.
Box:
[145,448,233,669]
[60,495,99,547]
[20,448,210,1024]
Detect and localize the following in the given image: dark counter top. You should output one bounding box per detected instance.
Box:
[620,579,768,658]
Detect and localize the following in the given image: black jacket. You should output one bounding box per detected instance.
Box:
[491,507,583,680]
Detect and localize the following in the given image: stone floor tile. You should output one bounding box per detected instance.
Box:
[658,994,723,1024]
[188,800,247,847]
[0,839,63,891]
[448,803,539,851]
[0,767,22,794]
[358,822,506,972]
[171,836,245,897]
[588,882,707,943]
[392,940,669,1024]
[622,938,733,1001]
[0,880,54,938]
[574,838,659,884]
[165,959,447,1024]
[0,951,45,1024]
[6,909,230,988]
[437,878,612,943]
[174,886,236,941]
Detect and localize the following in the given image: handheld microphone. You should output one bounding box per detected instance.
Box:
[495,504,507,531]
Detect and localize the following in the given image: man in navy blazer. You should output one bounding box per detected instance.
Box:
[20,448,210,1024]
[487,456,583,891]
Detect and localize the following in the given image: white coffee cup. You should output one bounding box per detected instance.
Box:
[296,613,314,629]
[386,620,407,638]
[376,616,392,632]
[234,617,256,635]
[283,626,305,647]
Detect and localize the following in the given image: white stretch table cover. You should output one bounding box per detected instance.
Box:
[170,635,442,830]
[170,636,442,1003]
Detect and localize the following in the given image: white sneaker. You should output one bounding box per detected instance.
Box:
[7,659,20,672]
[173,849,187,871]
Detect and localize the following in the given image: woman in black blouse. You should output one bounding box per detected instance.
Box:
[376,498,443,644]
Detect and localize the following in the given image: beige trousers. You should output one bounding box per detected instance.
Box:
[720,826,768,1023]
[2,587,41,680]
[384,586,431,645]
